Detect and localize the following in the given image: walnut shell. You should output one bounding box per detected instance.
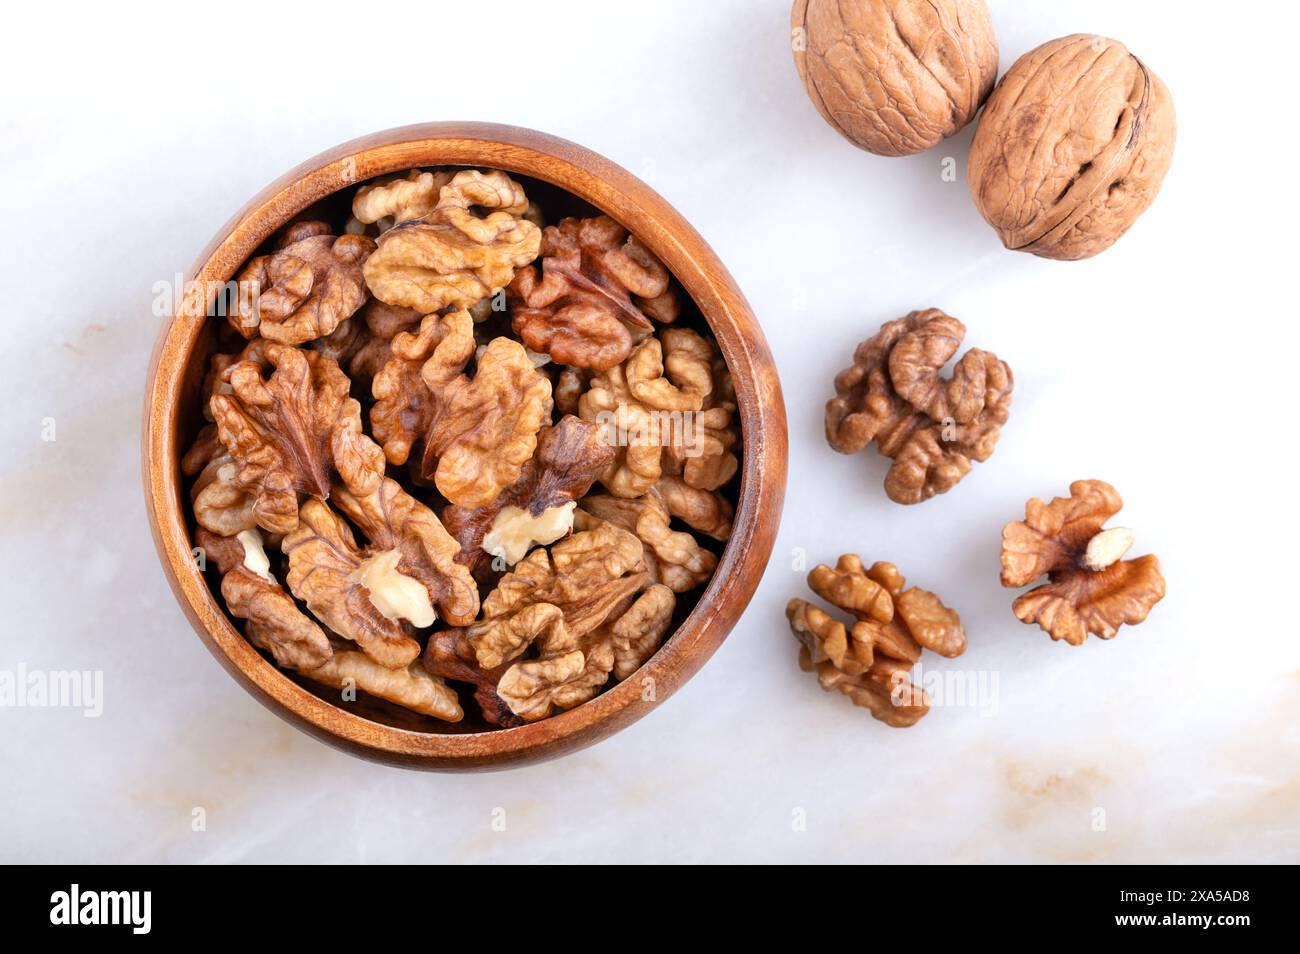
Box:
[967,34,1176,260]
[791,0,998,157]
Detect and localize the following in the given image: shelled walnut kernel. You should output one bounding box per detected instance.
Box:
[1000,480,1165,645]
[183,165,740,728]
[826,309,1011,504]
[787,554,966,727]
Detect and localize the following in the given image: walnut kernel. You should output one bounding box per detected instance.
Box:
[826,309,1011,504]
[362,169,541,313]
[787,554,966,727]
[1000,480,1166,644]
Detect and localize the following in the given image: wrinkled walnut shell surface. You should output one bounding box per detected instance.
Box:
[792,0,998,156]
[967,34,1176,260]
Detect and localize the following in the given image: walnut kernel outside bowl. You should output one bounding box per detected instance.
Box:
[142,123,787,771]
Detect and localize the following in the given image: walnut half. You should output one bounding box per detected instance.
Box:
[508,215,679,370]
[577,327,736,498]
[370,309,554,508]
[442,415,614,574]
[209,344,363,534]
[424,524,675,724]
[786,554,966,727]
[231,220,373,345]
[362,169,541,313]
[195,528,333,671]
[826,309,1012,504]
[1000,479,1166,645]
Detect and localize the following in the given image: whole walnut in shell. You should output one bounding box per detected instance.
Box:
[967,34,1176,260]
[791,0,998,157]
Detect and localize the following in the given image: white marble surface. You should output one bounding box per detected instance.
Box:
[2,0,1296,863]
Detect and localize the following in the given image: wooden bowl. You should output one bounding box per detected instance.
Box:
[142,122,787,770]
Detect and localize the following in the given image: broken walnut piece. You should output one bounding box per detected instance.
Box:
[491,584,675,722]
[371,308,553,507]
[1000,479,1166,645]
[661,347,739,491]
[331,459,480,628]
[184,358,258,538]
[208,507,462,722]
[786,554,966,727]
[182,342,270,473]
[554,367,589,416]
[452,580,673,723]
[626,326,712,412]
[425,525,655,725]
[482,504,575,566]
[424,335,553,507]
[362,169,541,314]
[187,438,258,537]
[577,358,660,498]
[349,550,436,628]
[283,499,423,669]
[196,528,333,671]
[826,309,1012,504]
[475,603,590,722]
[442,415,614,573]
[182,424,224,478]
[578,328,727,498]
[347,299,423,386]
[209,344,365,534]
[479,522,648,641]
[602,583,675,681]
[352,168,455,228]
[483,605,610,723]
[231,220,374,345]
[298,648,463,722]
[422,627,521,728]
[194,344,258,425]
[576,484,718,593]
[654,475,733,540]
[508,215,680,371]
[370,308,473,467]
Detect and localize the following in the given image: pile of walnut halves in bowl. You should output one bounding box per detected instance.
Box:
[182,167,741,728]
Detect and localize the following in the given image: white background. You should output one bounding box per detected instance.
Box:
[2,0,1296,863]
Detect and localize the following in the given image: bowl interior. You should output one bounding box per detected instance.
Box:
[148,124,785,767]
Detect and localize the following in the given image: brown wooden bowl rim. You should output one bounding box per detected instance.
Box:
[142,122,787,770]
